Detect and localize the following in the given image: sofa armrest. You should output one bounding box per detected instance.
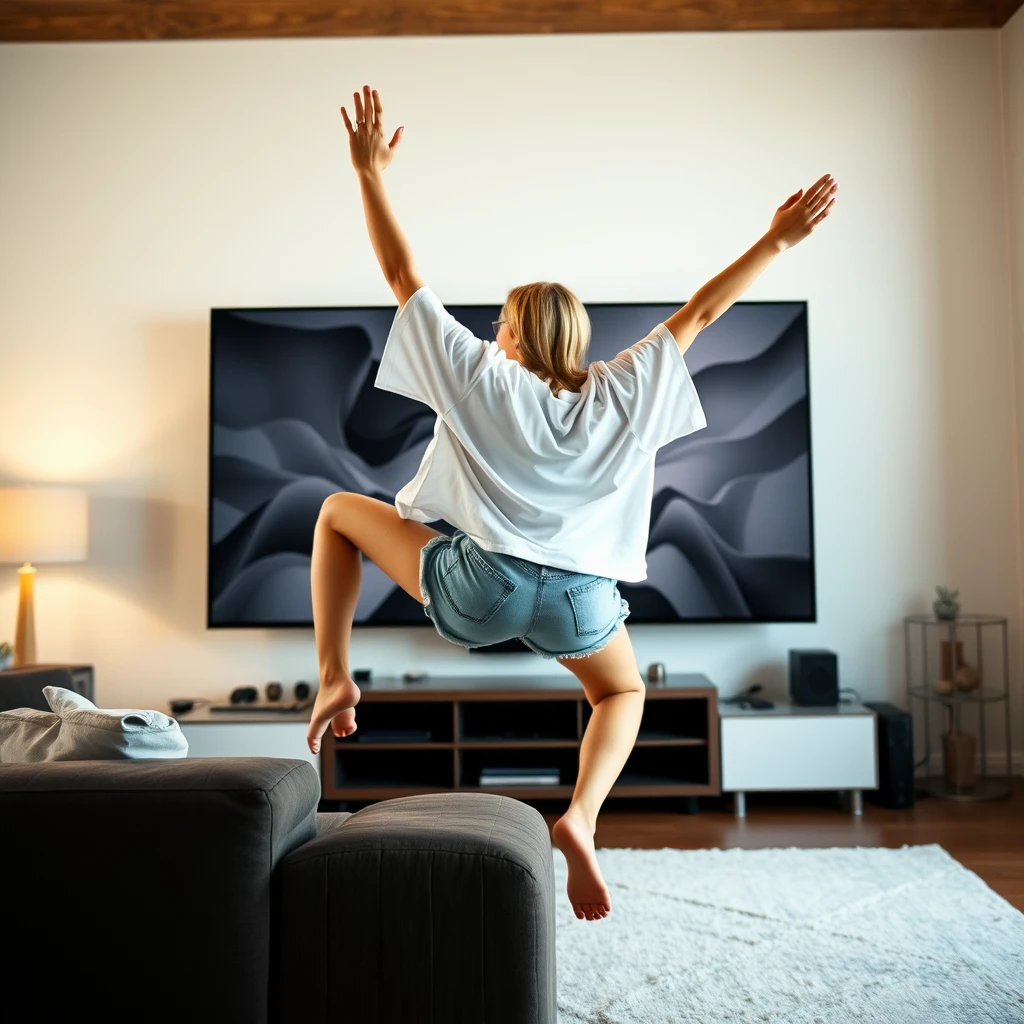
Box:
[272,792,557,1024]
[0,757,319,1024]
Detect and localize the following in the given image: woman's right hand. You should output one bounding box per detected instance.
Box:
[767,174,838,250]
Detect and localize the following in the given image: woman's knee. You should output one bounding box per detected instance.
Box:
[584,679,645,708]
[319,490,353,527]
[559,625,643,703]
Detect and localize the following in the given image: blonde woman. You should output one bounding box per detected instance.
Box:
[308,85,838,922]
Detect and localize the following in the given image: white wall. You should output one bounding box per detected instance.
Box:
[0,30,1020,765]
[1003,0,1024,769]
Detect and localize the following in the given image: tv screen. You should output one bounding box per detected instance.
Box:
[207,298,815,634]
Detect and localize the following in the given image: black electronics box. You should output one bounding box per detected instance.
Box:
[863,701,916,809]
[0,663,94,712]
[788,649,838,707]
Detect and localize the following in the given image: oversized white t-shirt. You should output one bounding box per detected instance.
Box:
[373,285,706,582]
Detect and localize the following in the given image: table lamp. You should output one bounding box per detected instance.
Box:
[0,486,88,667]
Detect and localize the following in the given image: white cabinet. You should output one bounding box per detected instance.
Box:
[179,712,320,781]
[719,703,877,817]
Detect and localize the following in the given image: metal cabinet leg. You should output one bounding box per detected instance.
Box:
[734,791,746,818]
[851,789,863,816]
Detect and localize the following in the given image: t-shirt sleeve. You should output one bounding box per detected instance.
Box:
[374,285,492,415]
[602,324,707,453]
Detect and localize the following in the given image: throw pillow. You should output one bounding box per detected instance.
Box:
[0,685,188,762]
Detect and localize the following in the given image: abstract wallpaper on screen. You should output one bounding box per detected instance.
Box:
[208,300,814,628]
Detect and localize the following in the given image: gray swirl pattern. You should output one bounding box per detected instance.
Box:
[207,301,814,629]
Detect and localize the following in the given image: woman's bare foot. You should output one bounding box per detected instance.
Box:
[551,807,611,921]
[307,676,361,754]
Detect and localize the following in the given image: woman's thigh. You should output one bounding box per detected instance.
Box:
[555,625,645,705]
[320,492,442,605]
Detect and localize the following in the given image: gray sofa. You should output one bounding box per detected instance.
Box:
[0,758,557,1024]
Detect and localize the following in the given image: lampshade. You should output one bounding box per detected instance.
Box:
[0,486,88,564]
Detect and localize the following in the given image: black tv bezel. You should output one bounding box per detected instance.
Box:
[206,297,816,630]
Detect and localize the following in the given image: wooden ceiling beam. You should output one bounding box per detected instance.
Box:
[0,0,1021,43]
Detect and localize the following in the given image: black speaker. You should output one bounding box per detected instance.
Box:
[0,663,94,713]
[788,649,838,706]
[863,701,916,809]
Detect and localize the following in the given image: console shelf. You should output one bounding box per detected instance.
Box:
[321,674,719,808]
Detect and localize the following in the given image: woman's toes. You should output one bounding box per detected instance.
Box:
[574,901,613,921]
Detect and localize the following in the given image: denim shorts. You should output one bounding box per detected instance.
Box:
[418,529,630,659]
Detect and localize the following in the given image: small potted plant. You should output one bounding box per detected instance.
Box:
[0,641,12,670]
[933,586,960,621]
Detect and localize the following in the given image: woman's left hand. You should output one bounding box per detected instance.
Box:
[341,85,404,175]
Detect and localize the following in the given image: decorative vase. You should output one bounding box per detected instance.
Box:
[937,640,965,695]
[942,730,977,788]
[933,586,960,621]
[955,663,981,692]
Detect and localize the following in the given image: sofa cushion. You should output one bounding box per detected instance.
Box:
[0,684,187,762]
[273,793,557,1024]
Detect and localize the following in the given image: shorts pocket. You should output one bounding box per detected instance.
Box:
[440,544,517,624]
[566,577,615,636]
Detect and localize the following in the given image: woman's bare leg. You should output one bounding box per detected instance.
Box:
[307,491,442,754]
[552,624,645,921]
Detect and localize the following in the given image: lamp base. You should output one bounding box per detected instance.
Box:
[12,563,36,667]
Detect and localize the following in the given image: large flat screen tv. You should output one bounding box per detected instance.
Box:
[207,298,816,640]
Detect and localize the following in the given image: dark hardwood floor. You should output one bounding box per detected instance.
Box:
[539,776,1024,913]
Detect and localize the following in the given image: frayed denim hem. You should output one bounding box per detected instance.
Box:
[521,597,631,660]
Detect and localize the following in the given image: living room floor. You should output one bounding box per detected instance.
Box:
[538,776,1024,912]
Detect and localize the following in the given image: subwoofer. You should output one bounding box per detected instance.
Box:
[0,663,94,713]
[863,701,916,808]
[788,649,838,706]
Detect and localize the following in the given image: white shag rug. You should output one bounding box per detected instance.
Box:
[553,844,1024,1024]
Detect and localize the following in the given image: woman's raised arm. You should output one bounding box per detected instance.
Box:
[342,85,424,306]
[663,173,838,355]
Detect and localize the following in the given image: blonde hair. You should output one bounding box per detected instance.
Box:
[503,282,591,397]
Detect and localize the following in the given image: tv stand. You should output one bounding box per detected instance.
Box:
[320,673,720,811]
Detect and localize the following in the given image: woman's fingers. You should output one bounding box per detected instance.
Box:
[340,106,354,134]
[346,85,383,132]
[803,173,832,206]
[812,198,836,224]
[810,182,838,216]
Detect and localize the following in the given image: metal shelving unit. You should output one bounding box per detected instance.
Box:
[903,613,1011,801]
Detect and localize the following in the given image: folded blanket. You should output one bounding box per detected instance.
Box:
[0,685,188,762]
